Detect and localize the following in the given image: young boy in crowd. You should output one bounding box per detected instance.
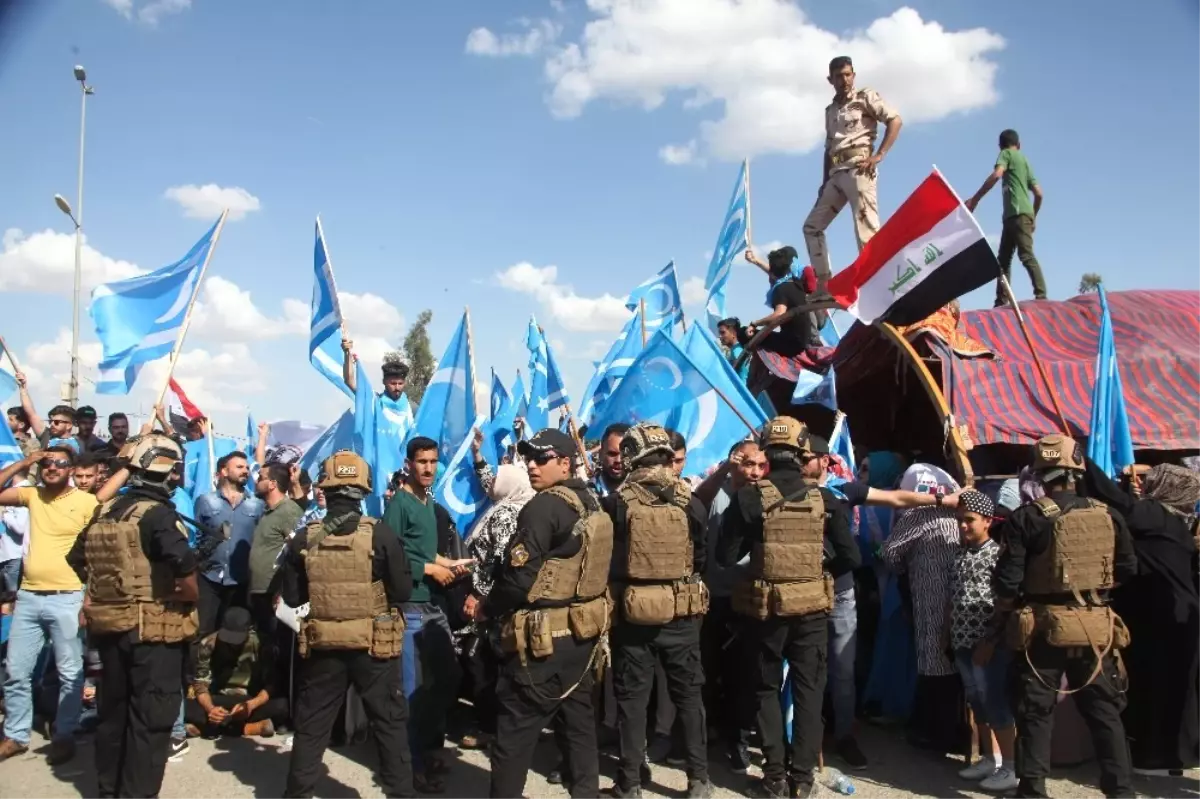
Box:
[948,490,1018,792]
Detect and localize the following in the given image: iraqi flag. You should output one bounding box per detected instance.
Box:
[828,170,999,326]
[165,378,204,436]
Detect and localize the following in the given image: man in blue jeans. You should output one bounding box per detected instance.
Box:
[0,446,99,764]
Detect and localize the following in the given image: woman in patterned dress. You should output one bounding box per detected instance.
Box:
[882,463,964,754]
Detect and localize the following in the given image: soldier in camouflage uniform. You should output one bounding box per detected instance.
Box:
[187,606,286,738]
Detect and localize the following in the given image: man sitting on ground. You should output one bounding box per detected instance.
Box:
[186,607,286,739]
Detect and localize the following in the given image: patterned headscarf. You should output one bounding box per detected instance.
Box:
[958,489,996,519]
[1142,464,1200,518]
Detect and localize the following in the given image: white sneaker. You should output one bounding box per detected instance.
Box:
[979,766,1019,792]
[958,759,998,780]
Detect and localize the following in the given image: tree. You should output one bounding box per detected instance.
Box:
[401,310,434,407]
[1079,273,1103,294]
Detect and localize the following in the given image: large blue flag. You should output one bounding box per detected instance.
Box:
[703,160,750,333]
[412,311,476,464]
[434,416,490,536]
[489,369,511,421]
[525,316,570,432]
[93,214,225,394]
[184,434,238,500]
[627,262,682,332]
[590,329,765,477]
[511,371,529,441]
[299,410,355,478]
[310,218,352,398]
[1087,285,1134,478]
[0,418,21,474]
[0,370,15,406]
[830,412,857,477]
[481,370,516,464]
[578,310,643,426]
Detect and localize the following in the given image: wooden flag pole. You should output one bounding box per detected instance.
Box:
[744,158,753,248]
[153,210,230,413]
[639,298,648,346]
[998,274,1071,434]
[0,335,20,374]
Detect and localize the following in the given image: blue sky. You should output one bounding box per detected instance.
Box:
[0,0,1196,437]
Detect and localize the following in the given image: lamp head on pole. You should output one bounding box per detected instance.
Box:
[73,65,86,83]
[54,194,79,227]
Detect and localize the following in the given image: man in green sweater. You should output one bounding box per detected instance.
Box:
[383,436,471,793]
[966,128,1047,306]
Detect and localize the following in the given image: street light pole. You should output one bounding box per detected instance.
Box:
[68,64,92,407]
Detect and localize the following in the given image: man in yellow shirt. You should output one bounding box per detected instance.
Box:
[0,445,98,765]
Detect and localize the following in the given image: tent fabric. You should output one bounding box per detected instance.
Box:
[935,290,1199,450]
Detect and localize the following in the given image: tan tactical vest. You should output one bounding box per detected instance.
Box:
[1024,498,1115,597]
[526,486,613,605]
[84,499,198,643]
[752,481,826,583]
[301,518,404,658]
[618,468,693,582]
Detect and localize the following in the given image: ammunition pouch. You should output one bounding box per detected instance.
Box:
[138,602,199,644]
[622,584,676,626]
[369,612,406,660]
[301,617,374,654]
[732,576,833,620]
[501,598,610,664]
[673,579,709,619]
[1037,605,1129,651]
[1005,606,1037,651]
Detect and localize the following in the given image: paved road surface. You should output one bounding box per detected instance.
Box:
[2,719,1195,798]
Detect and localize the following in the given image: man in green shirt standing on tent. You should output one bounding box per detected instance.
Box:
[966,129,1047,307]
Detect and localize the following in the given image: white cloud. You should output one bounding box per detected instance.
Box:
[496,262,629,332]
[190,276,299,341]
[102,0,134,17]
[680,275,708,305]
[466,18,561,57]
[494,1,1003,161]
[164,184,261,222]
[658,140,700,166]
[752,239,786,259]
[102,0,192,25]
[337,292,405,337]
[0,228,142,294]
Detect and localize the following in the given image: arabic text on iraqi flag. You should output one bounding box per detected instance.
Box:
[827,170,998,326]
[310,218,351,398]
[92,214,225,394]
[1086,285,1134,478]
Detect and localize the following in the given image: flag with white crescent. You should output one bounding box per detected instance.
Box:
[828,170,999,326]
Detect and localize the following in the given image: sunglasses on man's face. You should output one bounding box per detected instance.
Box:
[528,451,563,466]
[41,458,72,470]
[49,418,73,427]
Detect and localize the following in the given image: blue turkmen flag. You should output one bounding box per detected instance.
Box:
[578,310,643,426]
[678,325,769,475]
[185,435,238,501]
[93,214,225,394]
[511,371,529,441]
[830,412,857,477]
[299,410,355,479]
[0,421,21,474]
[627,262,682,332]
[703,160,750,333]
[245,411,258,492]
[1087,285,1134,478]
[310,218,352,398]
[820,310,848,348]
[434,416,491,537]
[589,329,765,478]
[412,311,476,465]
[525,316,570,432]
[0,370,15,406]
[792,367,838,412]
[489,370,511,421]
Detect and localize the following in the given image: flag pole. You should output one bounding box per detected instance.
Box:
[153,210,229,412]
[464,306,478,417]
[671,259,688,333]
[206,419,216,492]
[998,274,1071,434]
[0,336,20,374]
[639,299,648,346]
[744,158,753,247]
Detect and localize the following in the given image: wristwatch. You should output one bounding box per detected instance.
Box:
[935,493,944,507]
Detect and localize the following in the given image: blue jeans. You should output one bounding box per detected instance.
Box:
[826,587,857,740]
[401,603,461,770]
[954,645,1014,728]
[172,698,186,739]
[3,590,85,744]
[0,559,21,593]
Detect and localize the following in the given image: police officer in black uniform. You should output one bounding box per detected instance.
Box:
[603,423,712,798]
[719,417,859,799]
[989,434,1137,798]
[480,429,612,799]
[272,451,415,799]
[67,433,199,798]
